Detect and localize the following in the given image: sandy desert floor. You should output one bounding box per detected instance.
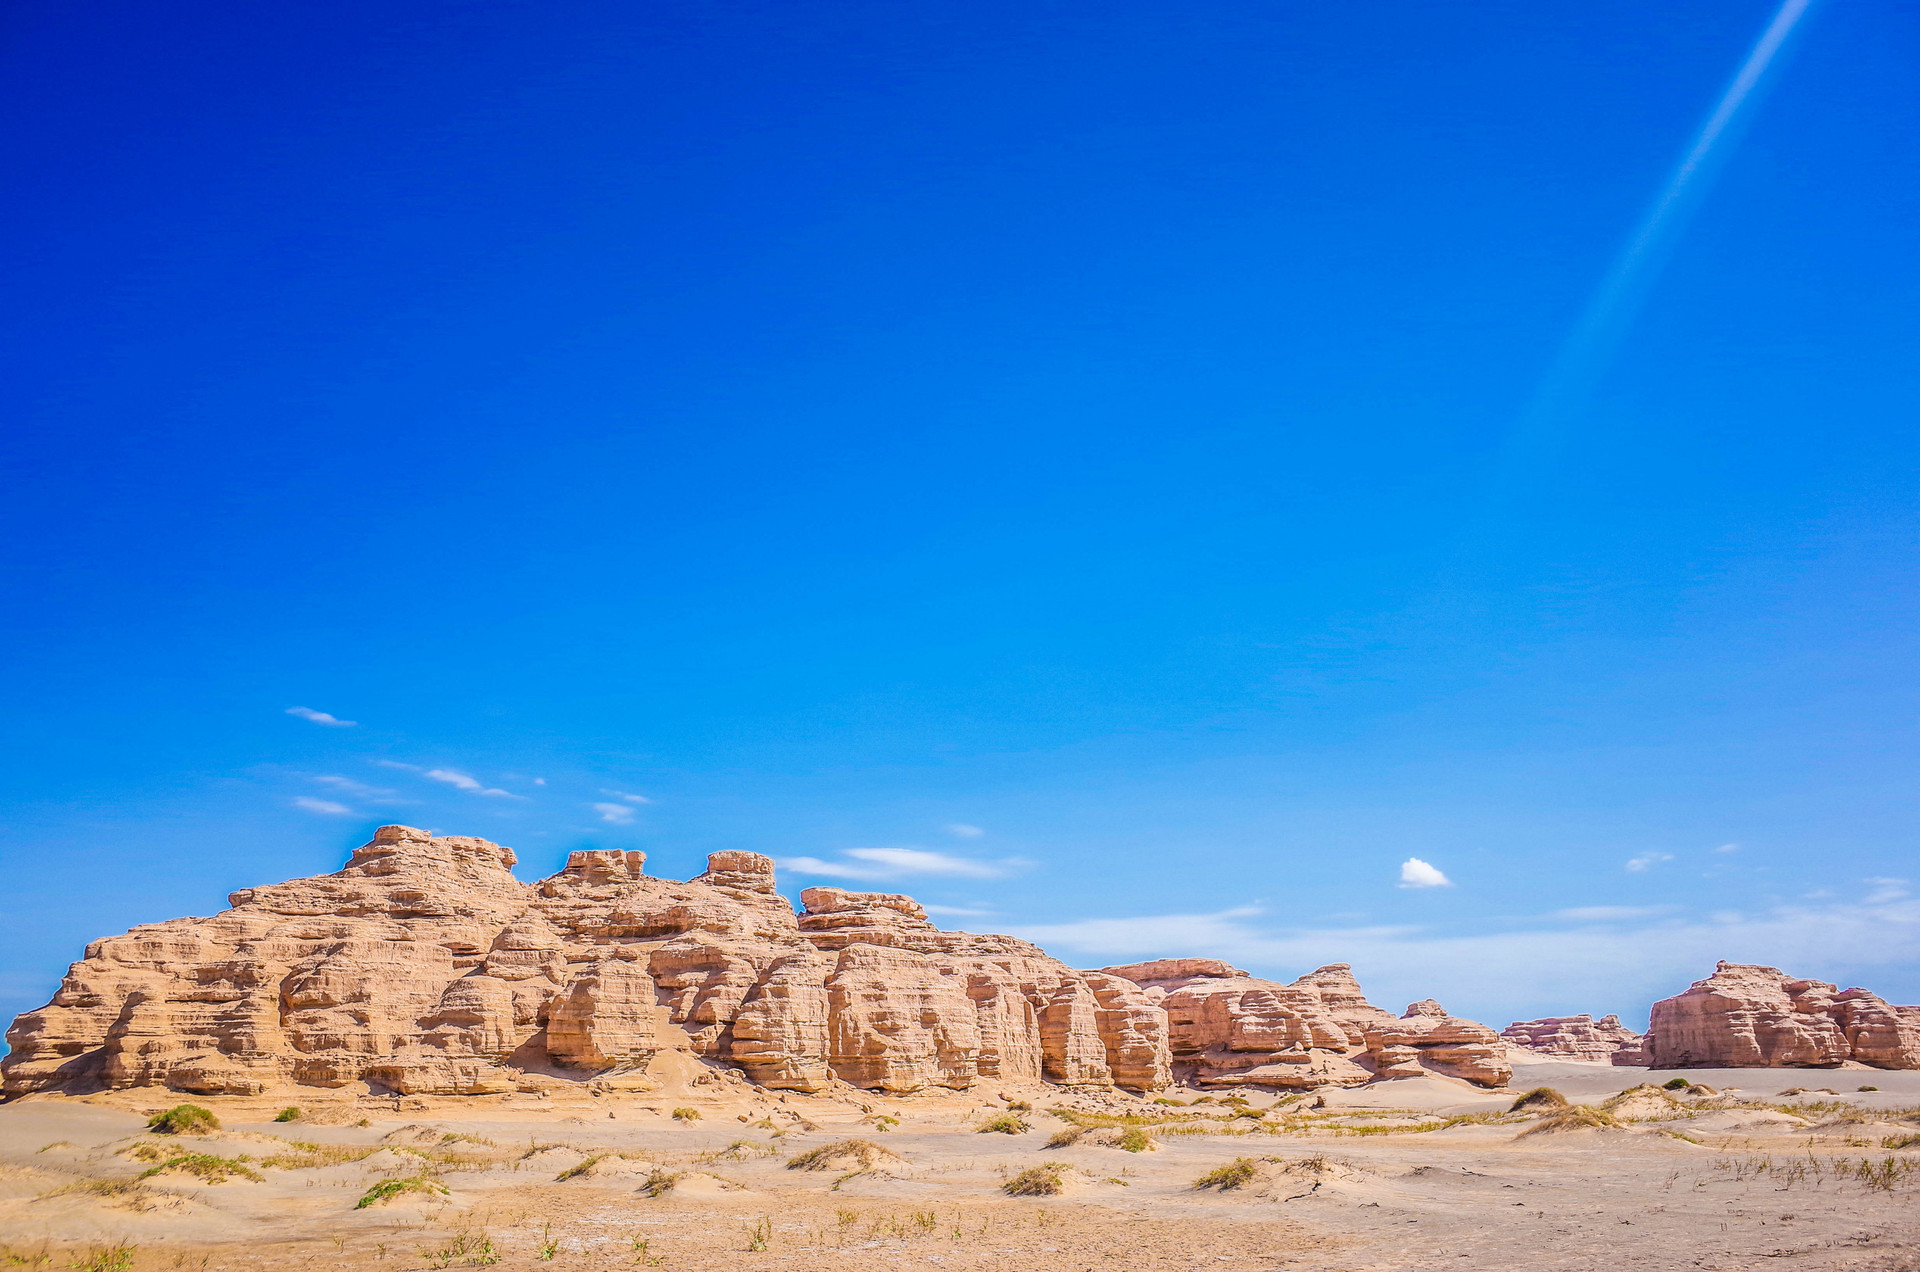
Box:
[2,1060,1916,1272]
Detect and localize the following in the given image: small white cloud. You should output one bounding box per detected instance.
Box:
[424,768,522,798]
[600,789,652,805]
[1865,878,1911,904]
[1397,858,1452,889]
[286,706,355,727]
[534,778,547,786]
[1715,843,1740,853]
[592,802,637,825]
[780,846,1022,882]
[293,796,352,816]
[944,823,985,838]
[922,904,995,917]
[1626,852,1674,873]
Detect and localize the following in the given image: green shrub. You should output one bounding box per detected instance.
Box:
[1194,1158,1259,1190]
[1662,1077,1692,1091]
[1003,1163,1067,1196]
[354,1175,448,1209]
[146,1105,219,1135]
[137,1153,263,1183]
[1117,1127,1154,1153]
[272,1107,302,1123]
[976,1114,1030,1135]
[670,1107,700,1123]
[1859,1085,1880,1092]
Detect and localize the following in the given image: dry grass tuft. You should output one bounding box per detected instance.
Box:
[976,1114,1030,1135]
[1517,1106,1623,1137]
[1003,1163,1067,1196]
[1510,1087,1569,1112]
[145,1105,219,1135]
[1194,1158,1260,1190]
[787,1139,898,1172]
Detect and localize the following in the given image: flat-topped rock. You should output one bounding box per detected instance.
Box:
[1645,962,1920,1070]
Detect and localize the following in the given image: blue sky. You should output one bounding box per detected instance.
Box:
[3,0,1917,1034]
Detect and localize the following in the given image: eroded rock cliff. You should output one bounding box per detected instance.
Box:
[1645,962,1920,1070]
[2,827,1171,1098]
[1501,1014,1645,1065]
[1099,959,1512,1088]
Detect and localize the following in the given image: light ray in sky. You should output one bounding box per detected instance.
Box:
[1508,0,1821,463]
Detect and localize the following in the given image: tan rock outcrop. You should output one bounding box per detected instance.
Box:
[1645,962,1920,1070]
[2,827,1171,1099]
[1100,960,1510,1088]
[1501,1014,1645,1064]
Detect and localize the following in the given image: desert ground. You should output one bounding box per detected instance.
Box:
[2,1059,1916,1272]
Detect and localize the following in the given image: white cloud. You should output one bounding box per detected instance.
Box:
[592,802,638,825]
[311,774,407,802]
[922,904,995,918]
[944,823,985,838]
[600,789,652,805]
[286,706,355,727]
[1009,895,1920,1025]
[1397,857,1451,889]
[1865,878,1911,904]
[779,846,1022,882]
[1715,843,1740,853]
[293,796,352,816]
[423,768,523,799]
[1626,852,1674,873]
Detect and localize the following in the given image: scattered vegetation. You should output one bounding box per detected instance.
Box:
[272,1108,302,1123]
[787,1139,895,1172]
[256,1141,380,1170]
[536,1223,558,1261]
[1517,1106,1622,1137]
[136,1153,263,1183]
[1194,1158,1260,1191]
[35,1142,72,1154]
[1005,1100,1032,1113]
[1003,1163,1068,1196]
[423,1230,498,1268]
[744,1217,772,1252]
[976,1114,1030,1135]
[865,1114,899,1132]
[1884,1134,1920,1150]
[1044,1127,1084,1150]
[1663,1078,1692,1091]
[670,1108,700,1123]
[1510,1087,1569,1112]
[641,1169,683,1197]
[1716,1154,1920,1192]
[554,1154,607,1181]
[355,1176,448,1209]
[145,1105,219,1136]
[1117,1128,1155,1153]
[63,1244,135,1272]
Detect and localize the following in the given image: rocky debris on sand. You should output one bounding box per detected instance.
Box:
[1644,961,1920,1070]
[2,826,1172,1098]
[1098,960,1511,1089]
[1501,1014,1646,1065]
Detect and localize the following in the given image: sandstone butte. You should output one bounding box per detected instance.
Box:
[1500,1013,1646,1065]
[1644,960,1920,1070]
[1097,959,1511,1088]
[2,827,1515,1100]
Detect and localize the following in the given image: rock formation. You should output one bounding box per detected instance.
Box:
[1099,959,1511,1088]
[1501,1014,1645,1065]
[1645,962,1920,1070]
[2,827,1171,1098]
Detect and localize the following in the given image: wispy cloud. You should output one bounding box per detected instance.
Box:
[944,823,985,838]
[780,846,1025,882]
[293,796,352,816]
[1009,885,1920,1024]
[1715,843,1741,854]
[1865,878,1911,904]
[591,802,638,825]
[1397,857,1452,889]
[600,789,652,805]
[922,903,995,918]
[1554,905,1670,921]
[286,706,355,727]
[311,774,406,803]
[417,768,524,799]
[1626,852,1674,873]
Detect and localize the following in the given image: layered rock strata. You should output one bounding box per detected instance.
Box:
[1100,959,1511,1088]
[1645,962,1920,1070]
[1501,1014,1646,1065]
[2,827,1172,1098]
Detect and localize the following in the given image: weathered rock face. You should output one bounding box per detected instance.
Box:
[1501,1014,1646,1065]
[2,827,1171,1098]
[1100,960,1511,1088]
[1646,962,1920,1070]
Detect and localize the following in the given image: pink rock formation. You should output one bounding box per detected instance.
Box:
[1501,1014,1645,1064]
[1100,960,1511,1088]
[2,827,1171,1098]
[1646,962,1920,1070]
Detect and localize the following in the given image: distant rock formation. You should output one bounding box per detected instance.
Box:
[1501,1014,1645,1065]
[1099,959,1512,1088]
[2,826,1171,1098]
[1645,962,1920,1070]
